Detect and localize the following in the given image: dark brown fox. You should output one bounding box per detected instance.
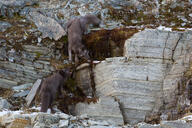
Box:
[39,68,72,113]
[65,15,101,63]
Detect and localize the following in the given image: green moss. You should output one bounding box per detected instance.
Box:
[65,78,77,91]
[62,35,68,43]
[35,52,42,58]
[32,2,40,8]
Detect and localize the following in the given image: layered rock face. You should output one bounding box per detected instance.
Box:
[94,57,165,124]
[75,29,192,125]
[124,29,192,114]
[1,0,192,127]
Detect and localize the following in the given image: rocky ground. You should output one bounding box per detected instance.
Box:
[1,0,192,128]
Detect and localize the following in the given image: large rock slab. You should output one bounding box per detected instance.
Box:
[94,57,166,124]
[26,79,42,106]
[124,29,183,60]
[163,31,192,110]
[93,29,192,124]
[75,63,94,97]
[74,96,124,126]
[29,11,66,40]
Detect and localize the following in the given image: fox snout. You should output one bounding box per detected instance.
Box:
[79,49,90,61]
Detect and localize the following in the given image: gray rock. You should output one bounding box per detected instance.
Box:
[91,29,192,124]
[0,0,37,18]
[13,90,30,97]
[34,113,60,125]
[12,83,33,91]
[0,97,12,110]
[124,29,183,60]
[161,120,192,128]
[28,11,66,40]
[0,0,35,7]
[74,96,124,126]
[88,120,109,126]
[0,78,18,88]
[137,122,161,128]
[59,120,69,128]
[57,113,70,120]
[22,45,51,55]
[89,126,116,128]
[137,120,192,128]
[76,63,93,97]
[0,111,36,127]
[0,21,12,32]
[94,56,165,124]
[103,0,134,9]
[26,79,42,106]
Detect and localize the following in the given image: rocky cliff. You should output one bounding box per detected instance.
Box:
[74,29,192,125]
[1,0,192,128]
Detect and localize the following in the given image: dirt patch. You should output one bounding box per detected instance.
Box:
[83,28,138,60]
[0,88,13,98]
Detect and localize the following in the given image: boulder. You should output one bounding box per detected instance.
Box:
[0,97,12,110]
[28,11,66,40]
[0,111,37,127]
[94,57,165,124]
[12,83,33,91]
[13,90,30,98]
[74,96,124,126]
[59,120,69,128]
[93,29,192,124]
[34,113,60,125]
[76,63,94,97]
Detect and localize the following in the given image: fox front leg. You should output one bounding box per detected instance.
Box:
[75,54,79,63]
[68,48,72,63]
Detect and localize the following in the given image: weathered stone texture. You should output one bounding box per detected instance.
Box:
[0,97,12,110]
[74,96,124,126]
[76,63,93,97]
[124,29,183,60]
[93,29,192,124]
[94,57,165,124]
[28,11,66,40]
[0,44,54,88]
[0,21,12,32]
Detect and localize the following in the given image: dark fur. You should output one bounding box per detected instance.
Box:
[39,68,72,113]
[66,15,101,63]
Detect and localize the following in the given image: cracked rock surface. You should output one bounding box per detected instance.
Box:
[89,29,192,124]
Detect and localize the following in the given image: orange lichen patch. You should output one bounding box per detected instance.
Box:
[8,118,31,128]
[23,108,40,113]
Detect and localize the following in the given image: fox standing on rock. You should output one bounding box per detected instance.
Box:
[39,68,72,113]
[65,15,101,63]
